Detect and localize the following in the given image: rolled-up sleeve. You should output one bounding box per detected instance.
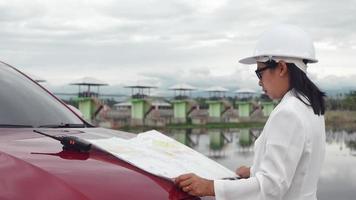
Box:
[214,109,305,200]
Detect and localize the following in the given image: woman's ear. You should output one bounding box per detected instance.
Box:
[278,61,288,77]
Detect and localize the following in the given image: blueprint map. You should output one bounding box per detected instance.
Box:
[89,130,236,180]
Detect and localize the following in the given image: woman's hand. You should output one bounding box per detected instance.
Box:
[174,173,215,197]
[236,166,250,178]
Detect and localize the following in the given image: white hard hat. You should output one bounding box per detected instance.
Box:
[239,24,317,73]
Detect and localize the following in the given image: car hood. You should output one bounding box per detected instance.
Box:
[0,128,202,200]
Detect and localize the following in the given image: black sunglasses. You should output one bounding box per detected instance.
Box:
[255,65,275,80]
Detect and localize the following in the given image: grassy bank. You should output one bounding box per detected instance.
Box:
[166,121,265,129]
[119,121,265,133]
[325,110,356,131]
[118,110,356,133]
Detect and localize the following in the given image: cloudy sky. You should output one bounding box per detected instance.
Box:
[1,0,356,95]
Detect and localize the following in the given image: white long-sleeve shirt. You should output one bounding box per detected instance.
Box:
[214,90,325,200]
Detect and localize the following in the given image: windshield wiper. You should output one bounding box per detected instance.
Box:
[0,124,34,128]
[38,123,86,128]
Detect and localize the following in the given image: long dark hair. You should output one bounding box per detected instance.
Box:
[265,60,326,115]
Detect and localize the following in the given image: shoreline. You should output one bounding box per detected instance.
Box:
[117,110,356,132]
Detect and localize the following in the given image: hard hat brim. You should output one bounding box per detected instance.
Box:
[239,55,318,65]
[239,56,260,65]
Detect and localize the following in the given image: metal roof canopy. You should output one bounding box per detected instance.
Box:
[235,88,256,94]
[124,84,157,98]
[205,86,229,99]
[169,83,196,99]
[70,77,108,86]
[169,83,196,91]
[205,86,229,92]
[70,77,108,97]
[235,88,257,99]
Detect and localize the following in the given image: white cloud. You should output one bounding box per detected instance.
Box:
[0,0,356,93]
[179,0,228,14]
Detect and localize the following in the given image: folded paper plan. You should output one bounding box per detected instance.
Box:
[89,130,236,180]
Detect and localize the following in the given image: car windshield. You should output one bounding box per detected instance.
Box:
[0,62,85,128]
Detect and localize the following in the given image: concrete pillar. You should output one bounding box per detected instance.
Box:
[131,99,151,125]
[207,101,223,118]
[236,101,252,117]
[172,100,188,123]
[261,102,275,117]
[77,97,96,121]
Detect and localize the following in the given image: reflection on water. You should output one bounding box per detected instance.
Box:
[208,130,233,158]
[165,128,356,200]
[172,129,199,148]
[318,130,356,200]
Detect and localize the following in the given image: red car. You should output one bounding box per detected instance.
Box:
[0,61,207,200]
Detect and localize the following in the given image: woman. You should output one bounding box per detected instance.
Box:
[175,24,326,200]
